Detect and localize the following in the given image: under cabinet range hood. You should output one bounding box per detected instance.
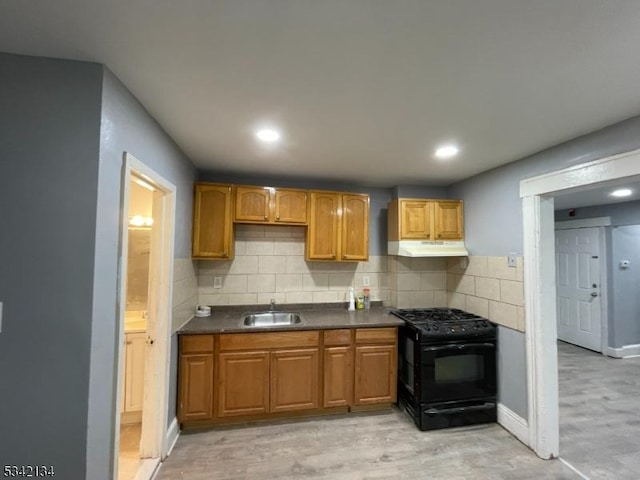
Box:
[388,240,469,257]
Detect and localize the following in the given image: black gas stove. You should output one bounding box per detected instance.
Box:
[391,308,494,338]
[393,307,498,431]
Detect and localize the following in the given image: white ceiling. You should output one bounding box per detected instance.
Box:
[2,1,640,187]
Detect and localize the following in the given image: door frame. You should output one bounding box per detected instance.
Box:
[520,147,640,459]
[555,219,611,354]
[113,152,176,479]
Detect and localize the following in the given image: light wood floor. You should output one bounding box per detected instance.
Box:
[155,343,639,480]
[156,410,578,479]
[119,422,142,480]
[558,341,640,479]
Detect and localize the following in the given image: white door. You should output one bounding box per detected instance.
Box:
[555,227,602,351]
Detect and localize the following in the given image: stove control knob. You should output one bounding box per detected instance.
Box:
[461,327,466,332]
[450,328,455,333]
[433,325,439,331]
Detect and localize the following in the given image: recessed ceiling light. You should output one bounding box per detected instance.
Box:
[255,128,281,144]
[610,188,632,197]
[434,144,459,159]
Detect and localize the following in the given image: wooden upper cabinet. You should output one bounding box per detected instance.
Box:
[400,200,432,239]
[433,200,464,240]
[274,189,307,224]
[388,198,464,242]
[192,183,234,260]
[234,186,307,225]
[307,191,369,262]
[307,191,341,260]
[342,194,369,261]
[234,186,271,222]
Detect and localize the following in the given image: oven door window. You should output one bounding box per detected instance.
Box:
[420,342,496,403]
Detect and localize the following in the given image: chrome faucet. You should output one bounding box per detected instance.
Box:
[269,298,276,311]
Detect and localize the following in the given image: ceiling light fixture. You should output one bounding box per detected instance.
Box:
[434,144,460,159]
[610,188,632,197]
[255,128,282,144]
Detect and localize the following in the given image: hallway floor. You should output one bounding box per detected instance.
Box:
[558,341,640,479]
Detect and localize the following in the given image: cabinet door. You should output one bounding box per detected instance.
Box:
[270,348,320,413]
[354,345,397,406]
[306,191,340,260]
[192,184,233,259]
[178,353,214,421]
[274,189,307,224]
[341,194,369,261]
[434,200,464,240]
[400,200,432,240]
[323,346,352,408]
[218,351,270,417]
[124,332,147,413]
[235,186,272,223]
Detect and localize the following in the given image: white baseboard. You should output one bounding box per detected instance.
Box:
[165,417,180,457]
[497,403,529,446]
[607,344,640,358]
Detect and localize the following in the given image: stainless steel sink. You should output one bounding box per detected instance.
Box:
[242,312,303,327]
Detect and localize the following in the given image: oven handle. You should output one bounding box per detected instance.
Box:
[422,342,495,352]
[424,402,496,416]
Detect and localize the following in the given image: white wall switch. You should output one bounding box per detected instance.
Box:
[362,276,370,287]
[213,276,223,288]
[508,253,517,267]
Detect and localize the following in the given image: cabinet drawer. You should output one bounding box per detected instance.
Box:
[324,329,352,346]
[219,331,320,351]
[355,327,397,344]
[180,334,214,353]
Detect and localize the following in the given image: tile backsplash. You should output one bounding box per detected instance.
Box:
[447,256,525,332]
[197,225,390,307]
[194,226,525,333]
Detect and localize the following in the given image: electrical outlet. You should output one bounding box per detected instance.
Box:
[362,275,370,287]
[508,253,517,267]
[213,276,223,288]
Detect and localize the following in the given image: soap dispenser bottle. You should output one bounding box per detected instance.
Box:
[348,287,356,311]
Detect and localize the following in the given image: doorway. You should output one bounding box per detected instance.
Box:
[520,147,640,460]
[113,153,176,480]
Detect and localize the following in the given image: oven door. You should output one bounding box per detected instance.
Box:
[419,340,496,403]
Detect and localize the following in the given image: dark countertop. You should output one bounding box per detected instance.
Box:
[178,304,404,334]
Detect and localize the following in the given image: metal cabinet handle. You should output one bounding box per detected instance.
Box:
[591,292,598,297]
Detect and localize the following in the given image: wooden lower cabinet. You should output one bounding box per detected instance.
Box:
[178,335,215,422]
[323,346,353,408]
[218,351,270,417]
[270,348,319,413]
[178,327,397,427]
[353,344,397,406]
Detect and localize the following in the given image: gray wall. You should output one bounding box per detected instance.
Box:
[448,115,640,419]
[609,225,640,348]
[86,68,196,479]
[556,199,640,226]
[556,200,640,348]
[0,53,103,479]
